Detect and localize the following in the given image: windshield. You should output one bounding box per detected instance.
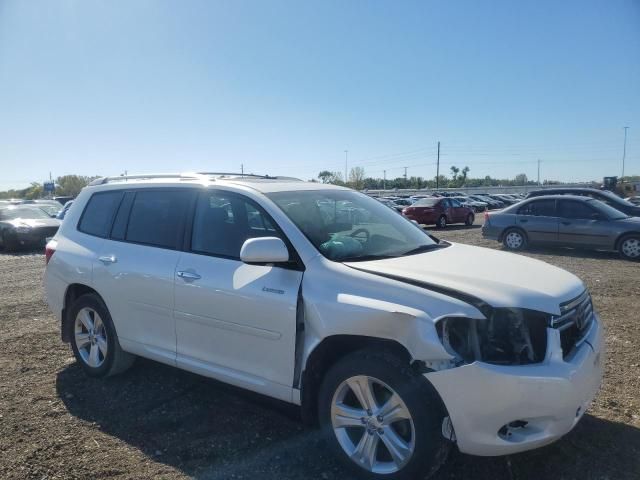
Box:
[267,190,439,261]
[0,207,51,220]
[589,199,630,220]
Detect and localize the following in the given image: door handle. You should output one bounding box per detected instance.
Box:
[177,271,201,281]
[561,221,571,226]
[98,255,117,264]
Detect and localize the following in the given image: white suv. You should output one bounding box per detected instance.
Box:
[44,173,603,479]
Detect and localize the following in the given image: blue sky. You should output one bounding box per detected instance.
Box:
[1,0,639,189]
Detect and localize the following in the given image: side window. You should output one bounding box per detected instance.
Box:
[450,199,461,207]
[558,201,595,220]
[441,199,450,208]
[125,190,192,249]
[78,191,123,238]
[191,191,282,258]
[518,199,556,216]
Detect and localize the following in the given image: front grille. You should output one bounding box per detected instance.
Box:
[552,290,594,358]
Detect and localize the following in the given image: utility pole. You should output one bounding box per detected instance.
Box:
[344,150,348,184]
[241,163,244,177]
[404,167,408,188]
[537,159,541,186]
[383,170,386,191]
[436,141,440,189]
[622,126,629,179]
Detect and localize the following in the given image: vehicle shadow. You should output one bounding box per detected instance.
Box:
[56,359,640,479]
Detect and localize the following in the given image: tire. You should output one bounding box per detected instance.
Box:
[465,213,475,226]
[67,293,135,377]
[318,350,450,480]
[436,215,447,229]
[618,234,640,261]
[502,228,527,251]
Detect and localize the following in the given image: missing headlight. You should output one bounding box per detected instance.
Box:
[436,309,548,365]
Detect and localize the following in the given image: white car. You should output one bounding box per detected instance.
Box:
[44,173,603,479]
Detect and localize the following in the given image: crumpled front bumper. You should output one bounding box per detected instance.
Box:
[425,313,604,456]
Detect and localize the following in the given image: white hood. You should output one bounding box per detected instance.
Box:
[345,243,585,316]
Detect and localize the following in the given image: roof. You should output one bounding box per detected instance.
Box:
[522,194,595,202]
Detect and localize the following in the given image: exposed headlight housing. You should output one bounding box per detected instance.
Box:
[436,309,548,365]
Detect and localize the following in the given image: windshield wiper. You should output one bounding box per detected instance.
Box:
[401,244,447,256]
[340,254,397,262]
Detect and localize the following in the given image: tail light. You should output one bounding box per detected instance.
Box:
[45,241,56,265]
[484,211,490,223]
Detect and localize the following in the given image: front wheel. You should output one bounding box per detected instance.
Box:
[465,213,475,226]
[619,234,640,261]
[436,216,447,229]
[319,350,450,479]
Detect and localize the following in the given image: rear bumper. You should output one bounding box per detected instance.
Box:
[403,214,438,225]
[481,224,501,240]
[425,314,604,456]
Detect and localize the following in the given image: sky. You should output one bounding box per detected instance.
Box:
[1,0,639,190]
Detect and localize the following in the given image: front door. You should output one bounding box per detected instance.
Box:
[557,200,612,248]
[174,190,303,401]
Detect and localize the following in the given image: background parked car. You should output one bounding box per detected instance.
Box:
[451,195,487,212]
[402,197,474,228]
[56,200,73,220]
[482,195,640,260]
[627,196,640,206]
[468,194,504,209]
[34,199,64,217]
[0,206,61,252]
[526,187,640,217]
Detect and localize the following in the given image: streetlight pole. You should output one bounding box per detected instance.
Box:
[436,141,440,189]
[383,170,386,191]
[344,150,348,184]
[622,127,629,179]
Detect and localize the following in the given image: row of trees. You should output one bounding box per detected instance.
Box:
[317,166,541,190]
[0,175,96,200]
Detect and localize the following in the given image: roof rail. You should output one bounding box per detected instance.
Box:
[195,172,301,181]
[88,172,303,186]
[88,173,205,186]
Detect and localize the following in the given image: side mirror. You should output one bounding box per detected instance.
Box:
[240,237,289,264]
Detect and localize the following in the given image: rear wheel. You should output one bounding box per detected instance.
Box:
[619,235,640,261]
[502,228,527,251]
[436,215,447,229]
[465,213,475,226]
[319,350,450,479]
[67,293,135,377]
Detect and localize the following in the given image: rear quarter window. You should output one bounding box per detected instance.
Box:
[78,191,124,238]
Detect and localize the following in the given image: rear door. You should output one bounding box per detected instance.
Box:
[92,188,194,364]
[515,199,559,244]
[173,189,303,400]
[557,200,612,248]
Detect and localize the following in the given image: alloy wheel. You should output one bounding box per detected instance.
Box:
[621,238,640,259]
[331,375,415,475]
[505,231,523,249]
[74,307,108,368]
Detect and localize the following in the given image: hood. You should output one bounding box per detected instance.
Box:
[345,243,584,316]
[8,217,61,229]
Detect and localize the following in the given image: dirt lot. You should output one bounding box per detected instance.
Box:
[1,223,639,480]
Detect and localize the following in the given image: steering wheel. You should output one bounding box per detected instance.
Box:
[349,228,370,243]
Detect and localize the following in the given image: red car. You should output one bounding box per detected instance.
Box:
[402,197,475,228]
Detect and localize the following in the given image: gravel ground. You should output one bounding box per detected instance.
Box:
[1,223,639,479]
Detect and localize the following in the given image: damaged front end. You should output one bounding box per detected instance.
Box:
[435,309,549,366]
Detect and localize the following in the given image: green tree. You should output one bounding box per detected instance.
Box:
[55,175,97,197]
